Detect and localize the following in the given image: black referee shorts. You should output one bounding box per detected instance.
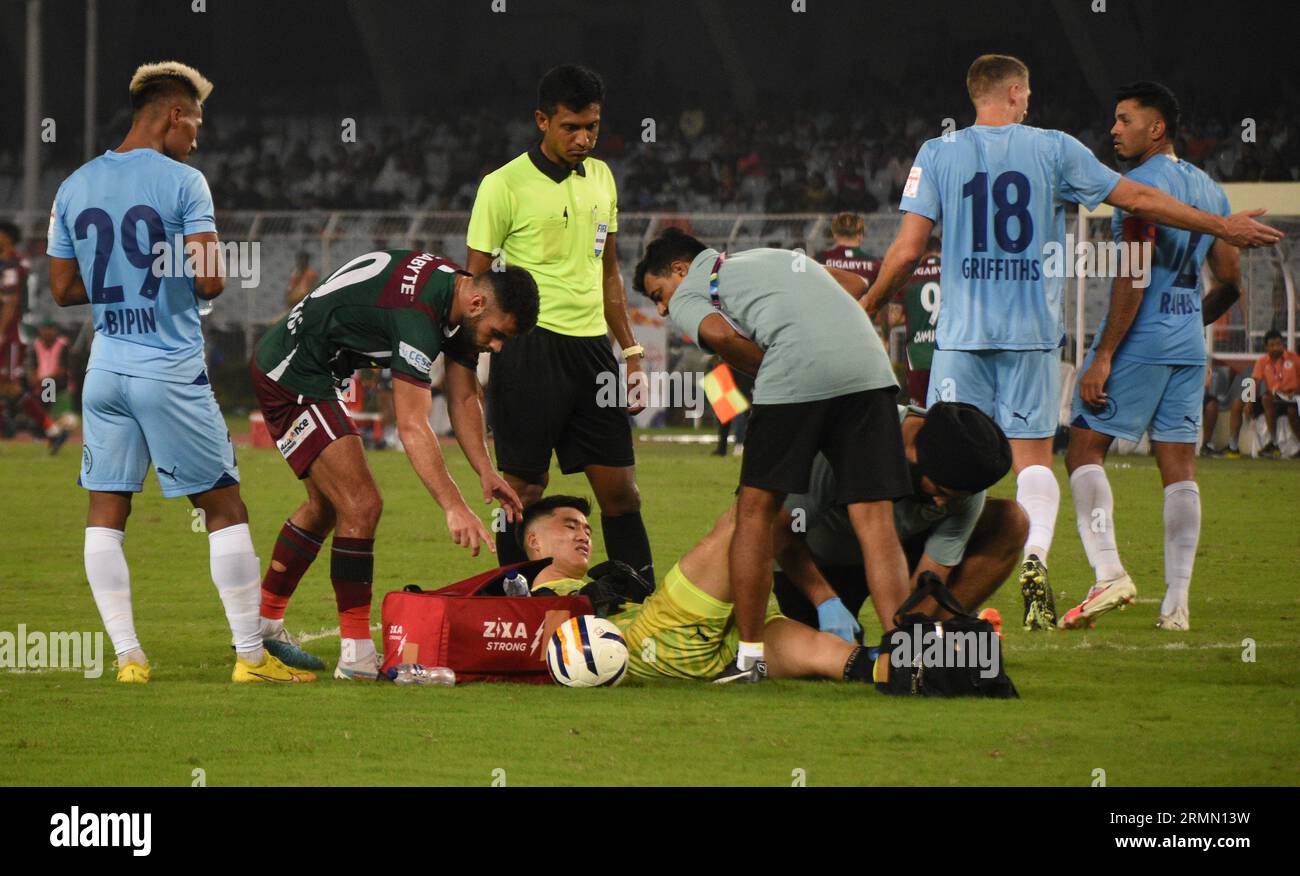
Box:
[488,327,635,477]
[740,387,911,503]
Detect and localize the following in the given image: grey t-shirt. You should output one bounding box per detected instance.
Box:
[667,247,897,404]
[783,406,985,568]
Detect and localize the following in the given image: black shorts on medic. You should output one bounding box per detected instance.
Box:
[489,327,635,476]
[740,387,910,503]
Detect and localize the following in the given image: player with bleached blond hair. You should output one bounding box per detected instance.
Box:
[47,62,311,683]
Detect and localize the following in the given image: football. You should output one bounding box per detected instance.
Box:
[546,615,629,688]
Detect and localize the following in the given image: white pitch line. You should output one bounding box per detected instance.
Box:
[1009,640,1280,652]
[637,434,724,445]
[296,622,381,645]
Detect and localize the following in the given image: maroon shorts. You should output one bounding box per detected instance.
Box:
[906,369,931,407]
[250,362,357,478]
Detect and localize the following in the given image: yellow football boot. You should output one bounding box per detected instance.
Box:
[116,659,151,684]
[232,651,316,683]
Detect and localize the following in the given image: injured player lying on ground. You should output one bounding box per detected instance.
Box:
[518,494,885,684]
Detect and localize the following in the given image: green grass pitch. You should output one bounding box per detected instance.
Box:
[1,434,1297,787]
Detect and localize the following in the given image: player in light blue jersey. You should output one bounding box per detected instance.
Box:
[47,62,310,684]
[1062,82,1243,633]
[863,55,1281,630]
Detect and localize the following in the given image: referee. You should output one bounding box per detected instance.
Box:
[466,64,653,582]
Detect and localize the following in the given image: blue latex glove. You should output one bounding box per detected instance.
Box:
[816,596,862,644]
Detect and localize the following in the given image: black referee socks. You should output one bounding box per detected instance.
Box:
[600,511,655,588]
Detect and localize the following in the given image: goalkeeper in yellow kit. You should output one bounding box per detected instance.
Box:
[519,495,878,683]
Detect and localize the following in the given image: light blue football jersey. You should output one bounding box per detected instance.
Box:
[47,149,217,383]
[1099,155,1230,365]
[900,125,1121,352]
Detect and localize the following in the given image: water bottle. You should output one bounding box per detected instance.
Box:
[392,663,455,686]
[503,572,530,597]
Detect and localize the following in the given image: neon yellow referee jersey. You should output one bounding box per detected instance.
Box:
[467,144,618,337]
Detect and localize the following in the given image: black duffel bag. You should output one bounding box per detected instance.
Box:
[876,572,1018,698]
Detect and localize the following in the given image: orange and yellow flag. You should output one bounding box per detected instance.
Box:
[700,364,750,424]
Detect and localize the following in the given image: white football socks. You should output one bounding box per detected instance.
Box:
[737,640,764,670]
[209,523,264,663]
[1017,464,1060,563]
[1162,480,1201,615]
[1069,464,1126,582]
[84,527,141,658]
[341,637,376,664]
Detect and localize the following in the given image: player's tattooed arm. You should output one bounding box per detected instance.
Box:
[393,376,494,556]
[1201,239,1242,325]
[862,212,933,319]
[446,359,523,523]
[1105,178,1283,249]
[48,257,90,307]
[698,313,764,377]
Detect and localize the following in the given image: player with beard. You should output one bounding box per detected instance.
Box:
[250,250,539,679]
[1064,82,1243,632]
[864,54,1282,631]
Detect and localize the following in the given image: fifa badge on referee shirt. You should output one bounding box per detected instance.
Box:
[594,221,609,257]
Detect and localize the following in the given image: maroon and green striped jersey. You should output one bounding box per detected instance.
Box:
[894,256,942,371]
[255,250,478,398]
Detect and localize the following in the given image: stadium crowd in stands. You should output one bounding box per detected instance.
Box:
[2,99,1297,214]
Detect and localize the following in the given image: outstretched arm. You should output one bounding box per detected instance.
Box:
[393,376,494,556]
[445,358,523,524]
[1105,179,1282,249]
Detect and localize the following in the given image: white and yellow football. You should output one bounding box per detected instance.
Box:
[547,615,628,688]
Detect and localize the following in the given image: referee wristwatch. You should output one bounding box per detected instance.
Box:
[622,344,645,360]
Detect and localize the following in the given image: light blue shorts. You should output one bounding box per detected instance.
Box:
[80,368,239,498]
[928,348,1061,438]
[1070,351,1202,444]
